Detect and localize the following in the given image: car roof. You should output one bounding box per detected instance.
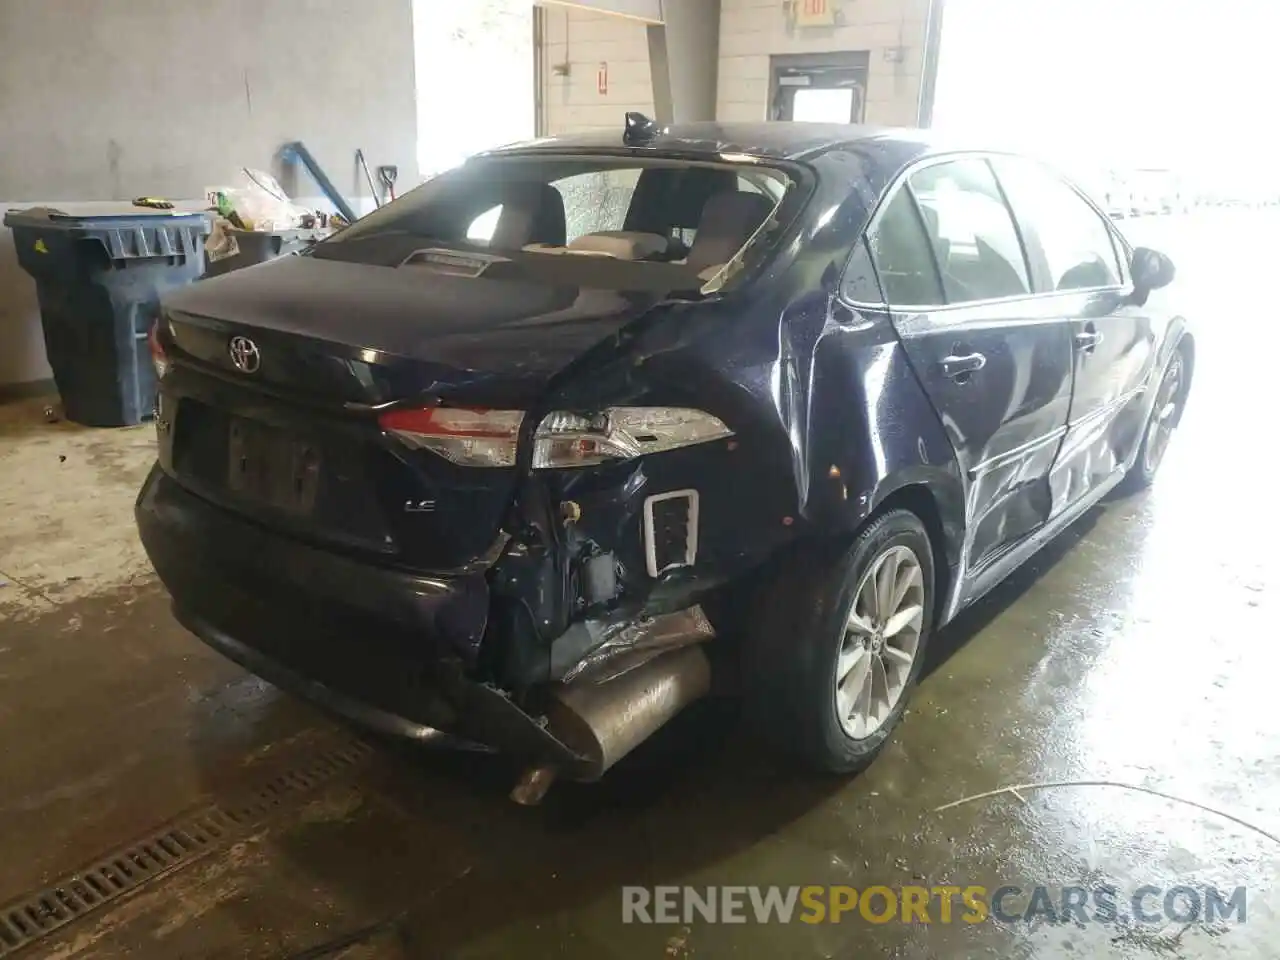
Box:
[486,121,934,162]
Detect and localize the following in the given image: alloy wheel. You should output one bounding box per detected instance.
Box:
[835,544,925,739]
[1144,356,1183,475]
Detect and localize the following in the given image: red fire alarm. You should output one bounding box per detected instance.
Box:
[597,61,608,95]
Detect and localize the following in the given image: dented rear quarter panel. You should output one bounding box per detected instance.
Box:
[495,137,966,649]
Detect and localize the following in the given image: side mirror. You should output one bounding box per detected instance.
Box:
[1130,247,1175,302]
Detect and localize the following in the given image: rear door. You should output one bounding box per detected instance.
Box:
[990,157,1157,511]
[867,156,1075,576]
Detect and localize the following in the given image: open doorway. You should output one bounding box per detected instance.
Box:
[413,0,533,179]
[769,52,869,123]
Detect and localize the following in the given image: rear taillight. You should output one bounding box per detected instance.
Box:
[378,407,524,467]
[380,405,732,470]
[148,321,170,379]
[533,408,732,468]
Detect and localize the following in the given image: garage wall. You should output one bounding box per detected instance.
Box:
[539,0,933,136]
[541,5,656,133]
[717,0,931,125]
[0,0,418,391]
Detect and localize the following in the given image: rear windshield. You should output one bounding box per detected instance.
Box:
[315,154,800,293]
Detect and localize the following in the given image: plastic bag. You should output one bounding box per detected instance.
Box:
[223,168,308,231]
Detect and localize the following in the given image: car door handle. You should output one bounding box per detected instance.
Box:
[940,352,987,379]
[1075,329,1104,352]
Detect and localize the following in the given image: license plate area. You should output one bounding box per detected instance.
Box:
[227,417,322,515]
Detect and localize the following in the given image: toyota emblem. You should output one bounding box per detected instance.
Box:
[228,336,260,374]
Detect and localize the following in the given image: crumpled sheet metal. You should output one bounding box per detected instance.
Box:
[561,605,715,686]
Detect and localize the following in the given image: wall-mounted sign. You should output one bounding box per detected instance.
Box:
[794,0,836,28]
[597,61,608,95]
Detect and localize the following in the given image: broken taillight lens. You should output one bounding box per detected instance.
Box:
[533,408,733,468]
[379,406,732,469]
[378,407,524,467]
[148,321,170,379]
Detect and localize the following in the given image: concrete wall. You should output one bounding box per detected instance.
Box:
[541,5,656,132]
[540,0,932,136]
[717,0,931,125]
[657,0,721,123]
[0,0,418,390]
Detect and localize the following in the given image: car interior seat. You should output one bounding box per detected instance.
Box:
[624,168,738,233]
[912,199,979,301]
[973,235,1029,296]
[916,199,1022,299]
[875,209,941,304]
[490,183,566,250]
[686,191,775,277]
[916,203,952,266]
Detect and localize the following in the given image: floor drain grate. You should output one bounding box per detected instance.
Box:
[0,737,372,957]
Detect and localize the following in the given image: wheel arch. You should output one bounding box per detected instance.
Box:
[868,480,958,631]
[767,477,961,634]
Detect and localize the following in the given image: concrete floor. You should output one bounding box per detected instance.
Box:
[1,209,1277,959]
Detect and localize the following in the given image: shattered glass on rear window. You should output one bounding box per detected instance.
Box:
[319,154,801,294]
[554,168,642,243]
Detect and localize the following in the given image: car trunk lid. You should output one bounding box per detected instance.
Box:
[160,255,669,569]
[163,254,666,407]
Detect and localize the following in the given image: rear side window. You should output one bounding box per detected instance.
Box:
[909,159,1031,303]
[866,189,944,307]
[992,158,1123,291]
[841,236,884,304]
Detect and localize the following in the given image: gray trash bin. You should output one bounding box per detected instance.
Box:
[204,227,320,277]
[4,205,210,426]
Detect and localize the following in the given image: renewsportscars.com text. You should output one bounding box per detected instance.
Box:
[622,884,1247,926]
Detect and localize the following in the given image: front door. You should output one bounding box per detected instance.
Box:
[989,157,1158,510]
[769,52,868,123]
[867,157,1075,578]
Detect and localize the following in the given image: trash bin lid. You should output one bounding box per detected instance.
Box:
[4,204,210,230]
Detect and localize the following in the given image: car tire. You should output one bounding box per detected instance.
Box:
[1119,345,1188,494]
[743,509,935,774]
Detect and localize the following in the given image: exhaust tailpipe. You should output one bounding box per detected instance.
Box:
[551,644,712,780]
[510,644,711,803]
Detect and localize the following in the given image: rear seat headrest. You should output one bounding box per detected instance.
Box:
[687,191,774,274]
[490,182,566,249]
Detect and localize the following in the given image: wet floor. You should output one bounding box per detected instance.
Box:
[1,209,1277,958]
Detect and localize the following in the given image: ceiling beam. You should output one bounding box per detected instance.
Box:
[536,0,663,25]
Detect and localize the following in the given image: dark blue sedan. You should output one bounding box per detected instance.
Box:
[136,117,1193,800]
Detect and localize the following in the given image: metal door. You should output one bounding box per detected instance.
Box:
[769,52,868,123]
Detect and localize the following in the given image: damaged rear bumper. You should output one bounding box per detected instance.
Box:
[136,465,588,771]
[175,603,587,768]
